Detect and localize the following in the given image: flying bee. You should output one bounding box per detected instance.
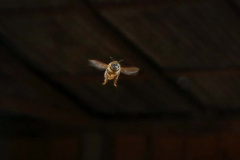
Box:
[89,57,140,87]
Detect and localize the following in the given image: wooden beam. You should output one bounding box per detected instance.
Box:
[0,45,94,127]
[89,0,205,10]
[0,96,91,127]
[167,68,240,77]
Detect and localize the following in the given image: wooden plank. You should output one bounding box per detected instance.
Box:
[153,135,184,160]
[115,135,146,160]
[0,138,10,160]
[0,96,92,127]
[0,46,92,127]
[0,0,76,9]
[81,133,104,160]
[9,139,30,160]
[99,0,240,69]
[50,137,79,160]
[182,74,240,108]
[9,138,49,160]
[168,68,240,77]
[220,134,240,160]
[185,135,219,160]
[89,0,205,10]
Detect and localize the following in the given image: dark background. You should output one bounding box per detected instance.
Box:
[0,0,240,159]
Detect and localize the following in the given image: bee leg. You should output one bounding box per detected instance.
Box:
[102,78,108,85]
[114,82,117,87]
[114,74,120,87]
[102,71,108,85]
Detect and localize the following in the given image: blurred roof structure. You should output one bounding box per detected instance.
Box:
[0,0,240,129]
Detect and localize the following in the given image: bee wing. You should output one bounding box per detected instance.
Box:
[121,67,140,75]
[89,60,108,70]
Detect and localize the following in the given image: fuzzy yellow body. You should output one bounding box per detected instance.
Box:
[102,63,121,87]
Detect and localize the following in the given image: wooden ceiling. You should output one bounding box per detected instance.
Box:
[0,0,239,127]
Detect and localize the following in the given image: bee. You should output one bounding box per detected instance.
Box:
[89,58,140,87]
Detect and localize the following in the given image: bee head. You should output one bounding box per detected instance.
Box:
[110,61,120,71]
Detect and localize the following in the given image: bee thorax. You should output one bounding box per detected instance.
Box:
[105,68,119,80]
